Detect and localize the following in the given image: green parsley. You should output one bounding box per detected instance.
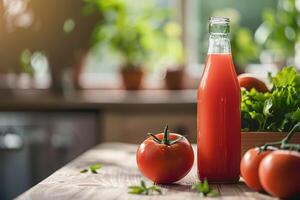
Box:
[80,163,102,174]
[128,180,162,195]
[242,66,300,132]
[192,178,219,197]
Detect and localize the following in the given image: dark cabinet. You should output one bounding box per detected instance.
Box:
[0,111,99,200]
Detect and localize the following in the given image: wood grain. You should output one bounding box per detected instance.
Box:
[242,132,300,155]
[16,143,276,200]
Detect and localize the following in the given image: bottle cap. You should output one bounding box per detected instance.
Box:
[208,17,230,34]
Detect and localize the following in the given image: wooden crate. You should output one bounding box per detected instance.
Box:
[241,132,300,155]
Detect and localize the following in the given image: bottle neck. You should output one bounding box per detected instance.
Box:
[208,34,231,54]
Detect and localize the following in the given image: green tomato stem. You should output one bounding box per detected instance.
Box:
[281,143,300,151]
[261,141,282,151]
[281,122,300,145]
[148,125,183,145]
[261,122,300,151]
[162,125,170,145]
[147,133,161,143]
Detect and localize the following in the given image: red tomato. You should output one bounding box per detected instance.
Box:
[259,150,300,199]
[136,127,194,184]
[240,147,272,192]
[238,74,268,93]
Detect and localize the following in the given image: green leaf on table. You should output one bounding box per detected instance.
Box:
[89,163,102,174]
[80,163,102,174]
[148,185,162,194]
[206,190,219,197]
[192,178,219,197]
[80,169,88,173]
[128,180,162,195]
[128,186,144,194]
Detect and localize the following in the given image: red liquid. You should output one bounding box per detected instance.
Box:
[197,53,241,182]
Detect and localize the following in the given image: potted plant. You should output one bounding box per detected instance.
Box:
[165,66,185,90]
[159,22,185,90]
[241,66,300,155]
[107,20,153,90]
[83,0,168,90]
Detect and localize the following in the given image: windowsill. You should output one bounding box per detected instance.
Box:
[79,62,203,90]
[0,89,197,111]
[78,72,200,90]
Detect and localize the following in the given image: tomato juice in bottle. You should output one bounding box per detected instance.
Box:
[197,17,241,182]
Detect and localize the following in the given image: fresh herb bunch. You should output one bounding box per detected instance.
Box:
[192,178,219,197]
[128,180,162,195]
[242,67,300,132]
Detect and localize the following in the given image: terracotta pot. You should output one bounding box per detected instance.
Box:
[120,67,144,90]
[73,50,88,89]
[165,68,184,90]
[241,132,300,155]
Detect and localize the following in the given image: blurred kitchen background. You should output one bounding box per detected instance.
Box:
[0,0,299,199]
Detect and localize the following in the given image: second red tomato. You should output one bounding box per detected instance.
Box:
[240,147,272,192]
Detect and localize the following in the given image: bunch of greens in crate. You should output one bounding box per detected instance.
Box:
[242,67,300,132]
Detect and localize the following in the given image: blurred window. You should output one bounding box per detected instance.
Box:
[198,0,278,63]
[81,0,278,89]
[3,0,33,31]
[0,0,278,89]
[80,0,185,89]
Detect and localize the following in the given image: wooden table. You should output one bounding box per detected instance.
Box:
[17,143,276,200]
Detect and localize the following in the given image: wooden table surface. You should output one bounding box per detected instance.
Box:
[17,143,276,200]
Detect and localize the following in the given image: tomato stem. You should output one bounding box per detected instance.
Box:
[260,141,282,151]
[281,143,300,151]
[261,122,300,151]
[147,133,161,143]
[148,125,183,145]
[281,122,300,145]
[162,125,170,145]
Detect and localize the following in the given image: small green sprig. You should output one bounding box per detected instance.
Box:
[128,180,162,195]
[80,163,102,174]
[192,178,219,197]
[80,169,88,173]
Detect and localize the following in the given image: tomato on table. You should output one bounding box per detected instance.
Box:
[259,150,300,199]
[240,147,273,192]
[136,126,194,184]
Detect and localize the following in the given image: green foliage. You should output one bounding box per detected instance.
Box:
[231,27,259,69]
[242,66,300,132]
[80,169,88,173]
[63,18,76,35]
[192,178,219,197]
[89,163,102,173]
[20,49,35,76]
[83,0,183,69]
[80,163,102,173]
[128,180,162,195]
[256,0,299,59]
[213,8,259,70]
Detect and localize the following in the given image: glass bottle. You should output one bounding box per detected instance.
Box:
[197,17,241,183]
